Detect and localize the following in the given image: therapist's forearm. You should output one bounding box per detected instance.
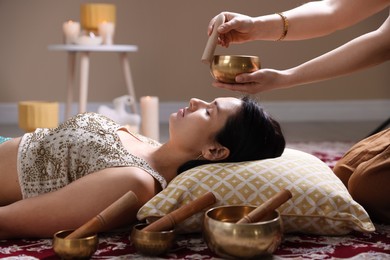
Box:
[282,28,390,87]
[254,0,390,41]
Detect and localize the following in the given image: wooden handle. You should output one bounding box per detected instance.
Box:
[143,192,216,232]
[66,191,139,239]
[201,14,225,64]
[236,189,292,224]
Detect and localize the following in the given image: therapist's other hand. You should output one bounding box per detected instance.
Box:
[212,69,290,94]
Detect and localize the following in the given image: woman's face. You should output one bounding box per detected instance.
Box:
[169,97,242,152]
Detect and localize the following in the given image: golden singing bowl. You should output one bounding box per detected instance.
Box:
[210,55,261,84]
[130,223,175,256]
[53,230,98,259]
[203,206,283,259]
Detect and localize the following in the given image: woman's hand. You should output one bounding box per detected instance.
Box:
[208,12,257,47]
[212,69,291,94]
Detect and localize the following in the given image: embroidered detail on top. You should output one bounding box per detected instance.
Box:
[17,113,166,198]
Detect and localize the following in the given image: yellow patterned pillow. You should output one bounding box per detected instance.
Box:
[137,148,374,235]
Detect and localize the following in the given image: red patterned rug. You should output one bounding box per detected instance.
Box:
[1,142,389,259]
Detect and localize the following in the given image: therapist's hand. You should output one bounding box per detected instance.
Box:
[212,69,291,94]
[208,12,256,48]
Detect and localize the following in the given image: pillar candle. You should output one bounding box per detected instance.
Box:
[63,20,80,44]
[80,3,116,32]
[140,96,159,141]
[98,21,115,45]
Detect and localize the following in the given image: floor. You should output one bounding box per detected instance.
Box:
[0,120,384,144]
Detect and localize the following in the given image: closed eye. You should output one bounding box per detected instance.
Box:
[206,100,219,116]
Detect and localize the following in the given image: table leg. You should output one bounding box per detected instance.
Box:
[79,52,90,113]
[119,53,138,114]
[66,52,76,119]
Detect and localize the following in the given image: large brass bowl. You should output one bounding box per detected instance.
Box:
[130,223,175,256]
[210,55,260,84]
[53,229,98,259]
[203,205,283,259]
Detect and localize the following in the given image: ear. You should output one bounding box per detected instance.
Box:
[202,143,230,161]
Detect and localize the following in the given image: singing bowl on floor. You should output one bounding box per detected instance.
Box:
[53,229,98,259]
[203,205,283,259]
[210,55,260,84]
[130,223,175,256]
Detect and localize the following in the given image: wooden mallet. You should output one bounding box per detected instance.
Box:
[142,192,217,232]
[65,191,139,239]
[236,189,292,224]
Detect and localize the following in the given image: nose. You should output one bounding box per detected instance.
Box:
[189,98,208,110]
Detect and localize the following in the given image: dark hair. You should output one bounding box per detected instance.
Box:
[177,96,285,173]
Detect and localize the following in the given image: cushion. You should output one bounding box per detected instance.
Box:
[137,148,375,235]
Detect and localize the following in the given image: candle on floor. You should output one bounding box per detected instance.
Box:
[18,101,59,132]
[98,21,115,45]
[140,96,159,141]
[63,20,80,44]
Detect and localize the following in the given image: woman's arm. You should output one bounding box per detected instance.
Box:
[0,167,157,239]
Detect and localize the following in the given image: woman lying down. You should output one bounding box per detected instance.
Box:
[0,96,285,239]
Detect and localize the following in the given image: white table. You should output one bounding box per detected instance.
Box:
[48,44,139,118]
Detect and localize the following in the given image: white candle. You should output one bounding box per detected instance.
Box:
[62,20,80,44]
[98,21,115,45]
[140,96,159,141]
[75,34,103,45]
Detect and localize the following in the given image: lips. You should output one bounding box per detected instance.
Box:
[177,107,189,118]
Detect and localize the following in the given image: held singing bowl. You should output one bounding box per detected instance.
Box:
[210,55,261,84]
[53,229,99,259]
[130,223,175,256]
[203,205,283,259]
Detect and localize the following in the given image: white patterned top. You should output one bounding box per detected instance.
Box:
[17,112,166,198]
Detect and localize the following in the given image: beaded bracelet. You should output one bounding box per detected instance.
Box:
[276,12,289,41]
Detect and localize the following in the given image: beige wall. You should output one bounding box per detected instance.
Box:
[0,0,389,104]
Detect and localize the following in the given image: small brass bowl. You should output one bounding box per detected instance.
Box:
[52,230,98,259]
[130,223,175,256]
[211,55,260,83]
[203,205,283,259]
